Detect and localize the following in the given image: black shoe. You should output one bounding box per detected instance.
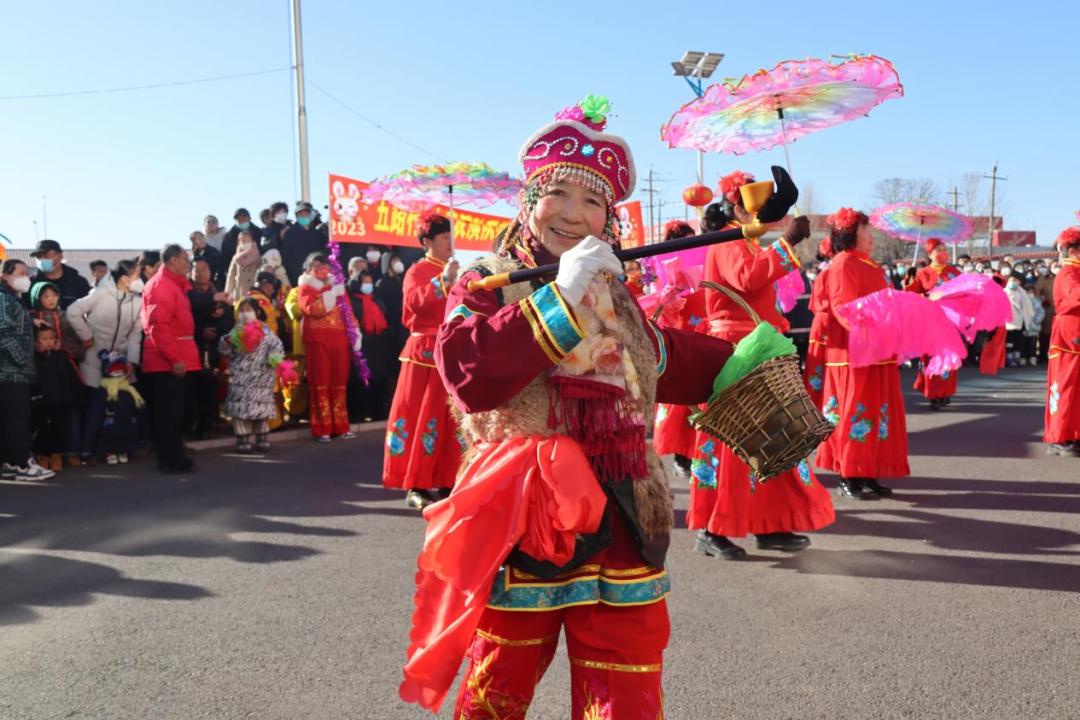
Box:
[838,478,874,500]
[694,531,747,560]
[255,434,271,452]
[433,487,452,501]
[941,396,952,406]
[862,479,893,497]
[406,489,435,510]
[928,398,944,411]
[755,532,811,552]
[1047,443,1080,457]
[673,455,692,477]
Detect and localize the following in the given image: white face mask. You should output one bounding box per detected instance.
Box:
[1000,267,1012,277]
[239,311,257,325]
[274,211,288,224]
[8,275,31,294]
[366,250,381,263]
[360,282,374,295]
[391,261,405,274]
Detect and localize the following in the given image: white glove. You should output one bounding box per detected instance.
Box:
[325,283,345,300]
[554,235,623,306]
[352,334,363,353]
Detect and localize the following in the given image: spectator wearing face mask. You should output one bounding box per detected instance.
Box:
[1035,263,1057,364]
[1024,282,1045,367]
[281,202,326,286]
[28,240,91,310]
[67,259,144,389]
[221,208,263,273]
[364,246,385,284]
[376,252,407,405]
[262,202,292,253]
[0,259,55,481]
[1003,273,1037,368]
[218,298,284,453]
[138,251,162,285]
[190,230,224,290]
[224,230,262,303]
[347,271,391,422]
[89,260,108,289]
[186,258,233,439]
[203,215,228,252]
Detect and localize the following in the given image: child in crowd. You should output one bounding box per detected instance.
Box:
[219,298,285,452]
[31,282,84,362]
[31,326,83,471]
[83,352,144,464]
[225,230,262,302]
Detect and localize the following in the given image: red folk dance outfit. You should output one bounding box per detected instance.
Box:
[804,267,830,409]
[906,263,962,401]
[1045,257,1080,445]
[399,98,734,719]
[297,275,352,437]
[687,232,835,537]
[815,250,911,479]
[382,254,461,491]
[652,287,706,458]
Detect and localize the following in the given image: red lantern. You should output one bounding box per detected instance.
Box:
[682,184,714,207]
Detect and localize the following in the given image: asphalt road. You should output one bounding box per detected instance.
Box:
[2,368,1078,719]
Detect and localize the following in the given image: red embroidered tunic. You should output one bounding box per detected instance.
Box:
[1045,258,1080,442]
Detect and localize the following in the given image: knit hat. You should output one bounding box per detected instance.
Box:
[29,281,60,309]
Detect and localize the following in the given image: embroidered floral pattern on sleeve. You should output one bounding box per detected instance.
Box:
[421,418,439,455]
[1049,382,1060,415]
[387,417,408,456]
[848,403,872,442]
[808,366,824,392]
[878,403,890,440]
[430,275,445,300]
[691,439,719,489]
[823,396,840,425]
[771,237,800,273]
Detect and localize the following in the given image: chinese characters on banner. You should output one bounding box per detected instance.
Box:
[329,172,645,251]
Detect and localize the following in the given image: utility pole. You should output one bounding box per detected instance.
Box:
[291,0,311,202]
[983,163,1007,252]
[948,186,959,212]
[646,170,655,244]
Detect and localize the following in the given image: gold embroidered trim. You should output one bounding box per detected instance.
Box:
[569,657,662,673]
[475,629,558,647]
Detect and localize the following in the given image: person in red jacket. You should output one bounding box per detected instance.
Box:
[1045,226,1080,456]
[905,237,963,409]
[686,173,833,560]
[816,208,911,497]
[141,244,203,473]
[382,212,462,510]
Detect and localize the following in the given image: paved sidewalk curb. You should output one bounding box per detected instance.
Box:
[186,420,385,452]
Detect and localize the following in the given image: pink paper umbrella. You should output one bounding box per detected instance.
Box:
[870,202,974,262]
[661,54,903,173]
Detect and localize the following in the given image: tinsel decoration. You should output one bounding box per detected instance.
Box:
[327,238,372,385]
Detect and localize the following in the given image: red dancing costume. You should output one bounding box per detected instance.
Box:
[905,241,962,405]
[383,253,461,491]
[297,274,353,438]
[652,287,706,458]
[805,267,830,409]
[1044,243,1080,449]
[687,210,834,539]
[399,97,735,718]
[815,247,911,480]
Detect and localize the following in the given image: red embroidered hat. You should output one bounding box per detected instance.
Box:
[924,237,945,254]
[518,95,635,204]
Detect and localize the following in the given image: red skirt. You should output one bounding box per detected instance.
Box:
[914,365,958,400]
[804,341,826,410]
[686,432,835,537]
[653,403,696,457]
[383,358,462,490]
[1045,349,1080,443]
[816,362,910,479]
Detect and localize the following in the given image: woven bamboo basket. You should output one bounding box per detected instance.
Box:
[690,282,834,480]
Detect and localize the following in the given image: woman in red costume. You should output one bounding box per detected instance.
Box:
[1044,226,1080,457]
[905,237,962,410]
[398,97,739,718]
[687,173,834,561]
[296,253,359,442]
[816,208,910,498]
[382,213,462,510]
[652,220,706,477]
[804,238,833,409]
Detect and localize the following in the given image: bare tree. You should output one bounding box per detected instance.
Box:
[872,177,943,206]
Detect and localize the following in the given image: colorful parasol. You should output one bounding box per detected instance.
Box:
[660,54,903,172]
[870,202,974,261]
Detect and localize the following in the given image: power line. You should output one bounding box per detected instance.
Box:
[306,79,447,163]
[0,68,290,100]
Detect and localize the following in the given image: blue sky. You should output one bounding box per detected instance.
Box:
[3,0,1078,251]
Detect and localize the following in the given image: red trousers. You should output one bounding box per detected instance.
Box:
[454,600,669,719]
[306,340,351,437]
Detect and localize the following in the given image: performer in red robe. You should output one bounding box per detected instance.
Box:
[804,238,833,409]
[905,237,962,409]
[399,97,739,718]
[297,254,358,441]
[815,208,910,497]
[1044,226,1080,456]
[382,213,463,509]
[686,172,834,561]
[652,220,706,476]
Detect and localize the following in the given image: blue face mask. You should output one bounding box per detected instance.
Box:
[237,222,251,230]
[297,216,313,228]
[360,282,374,295]
[36,258,55,273]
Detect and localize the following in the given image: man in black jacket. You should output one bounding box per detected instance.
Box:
[280,201,326,285]
[186,258,233,438]
[28,240,91,310]
[220,208,262,274]
[190,231,225,290]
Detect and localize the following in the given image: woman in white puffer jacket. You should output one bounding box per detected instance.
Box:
[65,259,144,387]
